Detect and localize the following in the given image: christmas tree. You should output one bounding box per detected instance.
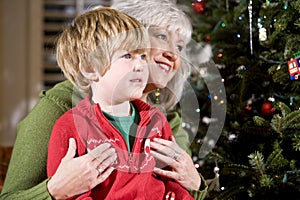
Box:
[178,0,300,199]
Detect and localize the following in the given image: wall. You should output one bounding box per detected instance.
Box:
[0,0,42,147]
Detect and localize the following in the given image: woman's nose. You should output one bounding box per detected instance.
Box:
[162,50,178,62]
[163,50,179,70]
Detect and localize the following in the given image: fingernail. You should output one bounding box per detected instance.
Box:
[69,138,74,144]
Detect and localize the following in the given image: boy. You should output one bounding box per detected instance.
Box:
[47,7,193,200]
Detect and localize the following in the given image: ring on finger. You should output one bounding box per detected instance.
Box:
[97,167,103,175]
[172,151,180,161]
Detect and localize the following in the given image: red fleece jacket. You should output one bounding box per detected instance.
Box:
[47,96,193,200]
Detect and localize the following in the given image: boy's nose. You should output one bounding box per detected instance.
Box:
[133,63,144,72]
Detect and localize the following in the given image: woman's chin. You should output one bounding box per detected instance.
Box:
[154,82,167,89]
[154,83,166,89]
[148,75,170,89]
[143,82,167,94]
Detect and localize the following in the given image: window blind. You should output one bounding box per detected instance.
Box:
[43,0,111,89]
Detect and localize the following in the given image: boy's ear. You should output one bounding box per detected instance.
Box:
[79,64,99,81]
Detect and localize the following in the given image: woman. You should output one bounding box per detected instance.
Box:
[0,0,208,199]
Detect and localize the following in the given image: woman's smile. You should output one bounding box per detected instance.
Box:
[157,62,172,73]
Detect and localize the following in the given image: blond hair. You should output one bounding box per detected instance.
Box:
[56,7,150,93]
[111,0,193,110]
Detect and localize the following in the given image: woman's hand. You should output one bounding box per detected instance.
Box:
[47,138,117,199]
[150,136,201,191]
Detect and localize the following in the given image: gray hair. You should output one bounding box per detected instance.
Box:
[111,0,193,111]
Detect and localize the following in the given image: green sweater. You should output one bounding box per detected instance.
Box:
[0,80,207,200]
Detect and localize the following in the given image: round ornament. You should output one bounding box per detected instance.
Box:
[192,0,205,14]
[204,35,211,41]
[260,101,276,116]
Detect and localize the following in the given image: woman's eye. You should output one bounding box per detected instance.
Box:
[176,45,183,52]
[155,34,167,40]
[123,53,132,59]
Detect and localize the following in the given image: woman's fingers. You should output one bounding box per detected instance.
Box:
[150,138,201,190]
[152,150,201,190]
[150,138,183,161]
[87,143,117,169]
[87,143,112,158]
[94,147,117,164]
[48,142,118,199]
[153,167,182,180]
[150,150,179,167]
[95,149,118,175]
[96,166,115,183]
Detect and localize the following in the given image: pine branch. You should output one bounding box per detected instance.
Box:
[248,151,265,176]
[274,101,291,117]
[265,140,289,170]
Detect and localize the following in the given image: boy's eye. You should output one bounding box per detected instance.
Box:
[140,54,147,60]
[123,53,132,59]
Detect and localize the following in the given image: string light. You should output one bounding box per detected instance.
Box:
[248,0,253,54]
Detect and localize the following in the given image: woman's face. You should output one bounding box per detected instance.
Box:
[147,25,185,88]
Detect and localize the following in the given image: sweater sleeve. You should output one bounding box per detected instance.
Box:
[188,173,208,200]
[167,111,191,155]
[0,81,75,200]
[47,116,73,177]
[166,111,208,200]
[47,116,93,200]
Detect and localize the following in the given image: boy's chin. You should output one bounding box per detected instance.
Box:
[129,92,144,101]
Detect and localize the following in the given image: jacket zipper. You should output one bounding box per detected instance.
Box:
[128,152,134,173]
[128,115,148,174]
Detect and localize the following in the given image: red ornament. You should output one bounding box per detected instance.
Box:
[245,105,252,111]
[260,101,276,116]
[204,35,211,41]
[192,0,205,14]
[217,53,223,58]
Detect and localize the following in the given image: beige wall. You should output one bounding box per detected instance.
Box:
[0,0,43,146]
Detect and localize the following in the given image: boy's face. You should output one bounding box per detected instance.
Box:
[98,50,149,103]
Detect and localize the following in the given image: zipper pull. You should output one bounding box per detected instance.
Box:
[128,152,134,173]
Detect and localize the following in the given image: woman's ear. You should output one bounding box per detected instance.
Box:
[79,64,99,82]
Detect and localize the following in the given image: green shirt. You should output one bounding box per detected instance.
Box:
[0,80,207,200]
[103,102,138,151]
